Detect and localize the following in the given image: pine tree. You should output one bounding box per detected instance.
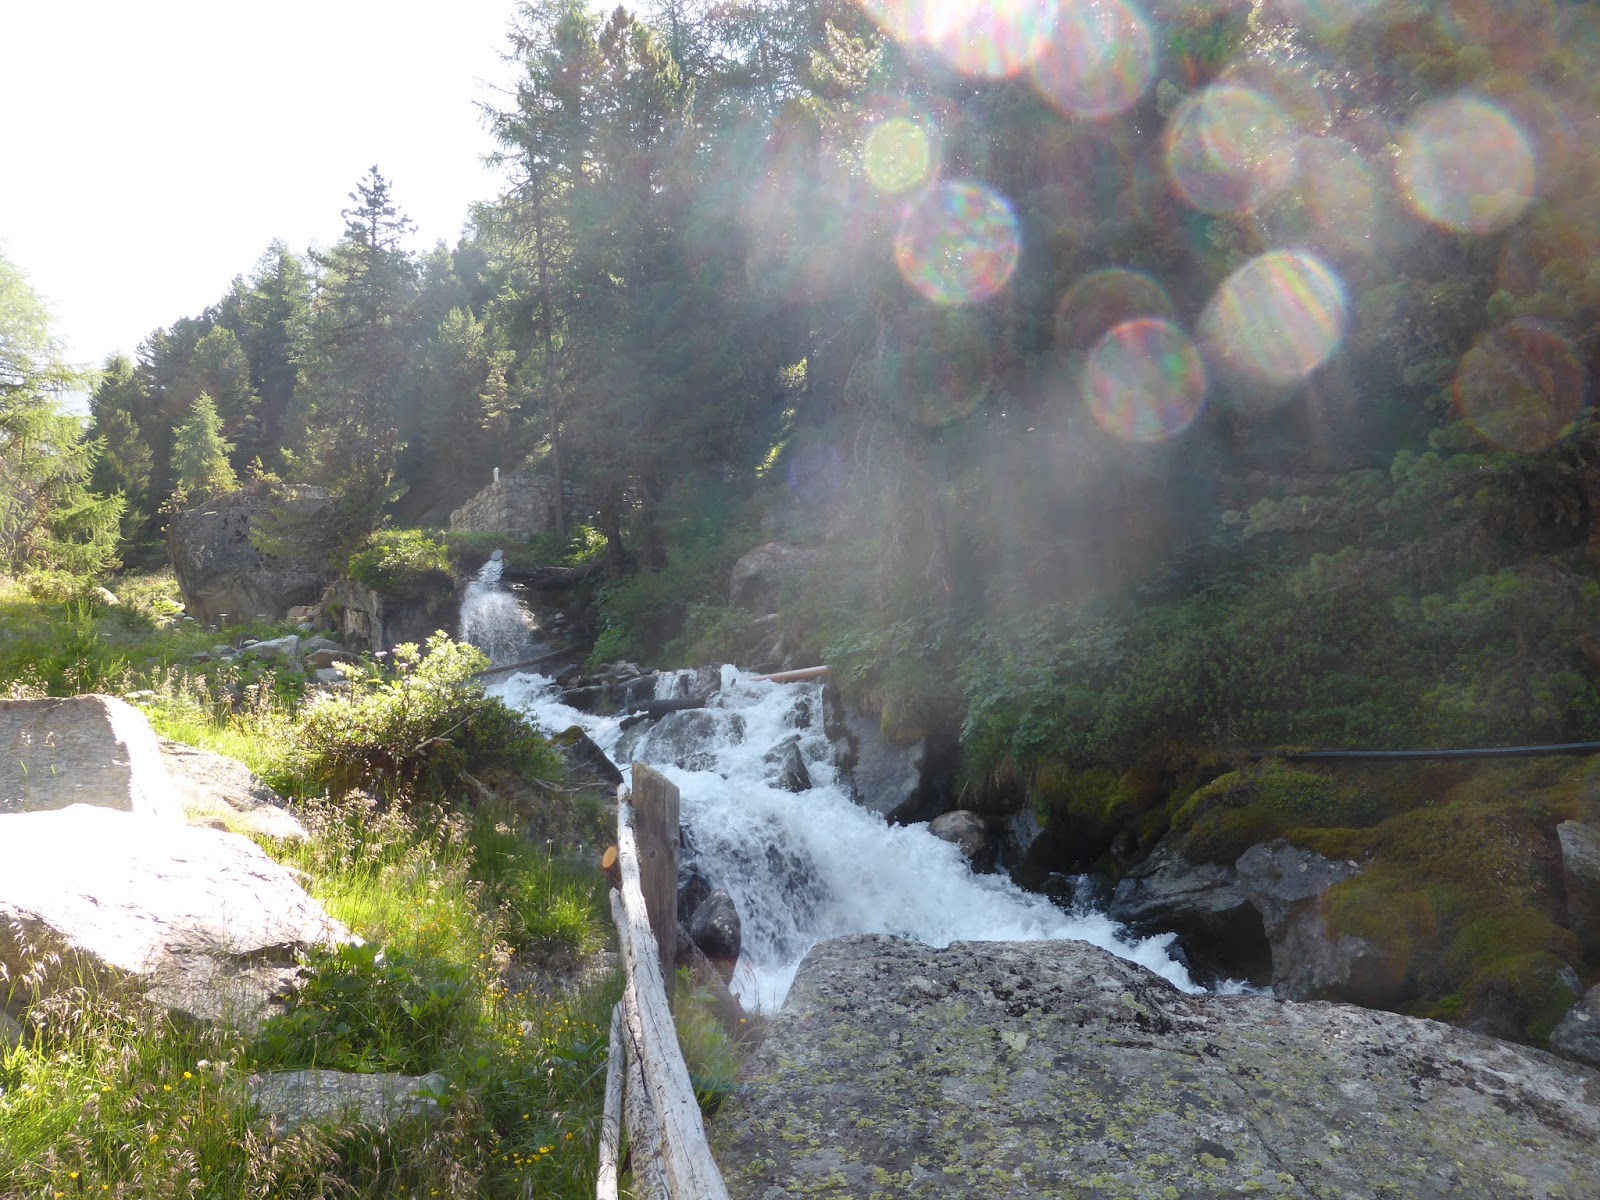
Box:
[171,392,239,504]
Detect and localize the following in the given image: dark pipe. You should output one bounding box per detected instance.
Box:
[1261,742,1600,763]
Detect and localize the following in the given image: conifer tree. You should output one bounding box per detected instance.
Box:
[171,392,238,504]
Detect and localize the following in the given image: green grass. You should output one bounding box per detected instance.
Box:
[0,585,629,1199]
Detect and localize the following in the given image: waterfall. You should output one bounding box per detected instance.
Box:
[493,666,1203,1011]
[458,554,544,665]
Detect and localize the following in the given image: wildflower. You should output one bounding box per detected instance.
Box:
[182,1071,192,1080]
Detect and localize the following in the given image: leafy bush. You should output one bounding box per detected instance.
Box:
[446,526,607,575]
[253,942,471,1075]
[293,633,560,803]
[345,528,453,597]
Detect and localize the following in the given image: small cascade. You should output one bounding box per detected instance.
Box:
[458,554,545,665]
[493,666,1202,1012]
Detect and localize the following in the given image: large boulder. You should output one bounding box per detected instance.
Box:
[158,737,308,841]
[1,695,183,821]
[0,805,348,1028]
[928,810,989,862]
[827,689,954,824]
[1233,839,1390,1004]
[712,936,1600,1200]
[167,484,334,624]
[248,1069,445,1135]
[728,541,825,614]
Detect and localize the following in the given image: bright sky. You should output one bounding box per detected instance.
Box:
[0,0,521,373]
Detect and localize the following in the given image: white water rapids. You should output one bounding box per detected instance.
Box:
[489,663,1203,1012]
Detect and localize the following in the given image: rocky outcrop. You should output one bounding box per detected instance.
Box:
[0,805,347,1028]
[167,484,334,624]
[318,579,454,654]
[763,734,811,793]
[1233,840,1389,1004]
[248,1069,445,1135]
[1558,819,1600,956]
[1108,841,1265,979]
[550,726,624,789]
[728,541,825,614]
[827,689,954,824]
[712,936,1600,1200]
[1,695,184,821]
[1551,984,1600,1070]
[449,472,593,536]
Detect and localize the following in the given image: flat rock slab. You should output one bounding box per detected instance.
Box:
[712,936,1600,1200]
[247,1069,444,1135]
[0,805,347,1027]
[158,737,307,840]
[0,695,182,820]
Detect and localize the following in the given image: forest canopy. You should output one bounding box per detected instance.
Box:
[47,0,1600,768]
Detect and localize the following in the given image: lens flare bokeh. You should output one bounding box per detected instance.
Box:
[1030,0,1156,120]
[864,117,936,194]
[894,181,1022,306]
[1396,94,1535,235]
[1084,318,1207,443]
[1203,250,1348,383]
[1263,136,1383,257]
[1165,85,1298,215]
[1055,268,1175,355]
[1265,0,1384,35]
[864,0,1060,78]
[1454,320,1585,452]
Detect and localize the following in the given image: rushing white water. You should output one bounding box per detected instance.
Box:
[491,665,1204,1011]
[459,555,544,665]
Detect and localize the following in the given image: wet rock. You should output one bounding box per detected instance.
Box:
[625,708,741,773]
[1558,820,1600,956]
[1108,841,1267,985]
[1550,984,1600,1070]
[1,695,184,821]
[553,663,582,686]
[248,1069,445,1135]
[827,688,953,823]
[1233,839,1388,1003]
[167,483,334,624]
[0,805,348,1029]
[687,889,742,983]
[712,936,1600,1200]
[928,810,988,861]
[678,862,714,924]
[998,807,1055,889]
[765,734,812,793]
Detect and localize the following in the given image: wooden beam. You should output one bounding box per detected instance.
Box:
[596,1002,624,1200]
[610,837,732,1200]
[630,763,680,993]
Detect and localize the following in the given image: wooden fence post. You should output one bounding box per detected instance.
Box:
[631,763,680,996]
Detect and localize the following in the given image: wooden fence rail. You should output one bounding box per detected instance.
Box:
[596,763,733,1200]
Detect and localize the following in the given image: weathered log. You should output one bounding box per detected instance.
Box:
[596,1002,624,1200]
[631,765,680,993]
[611,821,731,1200]
[751,664,829,683]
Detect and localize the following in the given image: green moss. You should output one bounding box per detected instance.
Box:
[345,528,453,597]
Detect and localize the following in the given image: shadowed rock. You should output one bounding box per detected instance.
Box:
[712,936,1600,1200]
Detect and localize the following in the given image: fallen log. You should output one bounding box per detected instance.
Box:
[596,1002,624,1200]
[750,665,829,683]
[470,645,578,679]
[502,558,606,589]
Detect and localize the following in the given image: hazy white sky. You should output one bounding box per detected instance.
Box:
[0,0,521,371]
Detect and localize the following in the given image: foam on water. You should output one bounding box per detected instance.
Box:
[492,665,1201,1011]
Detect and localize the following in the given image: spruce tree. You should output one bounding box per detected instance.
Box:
[171,392,239,505]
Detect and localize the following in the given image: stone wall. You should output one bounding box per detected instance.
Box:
[449,473,592,537]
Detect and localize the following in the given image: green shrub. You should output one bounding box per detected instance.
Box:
[252,942,472,1075]
[293,633,561,803]
[345,529,453,597]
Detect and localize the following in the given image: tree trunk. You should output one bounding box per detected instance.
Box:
[535,192,567,544]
